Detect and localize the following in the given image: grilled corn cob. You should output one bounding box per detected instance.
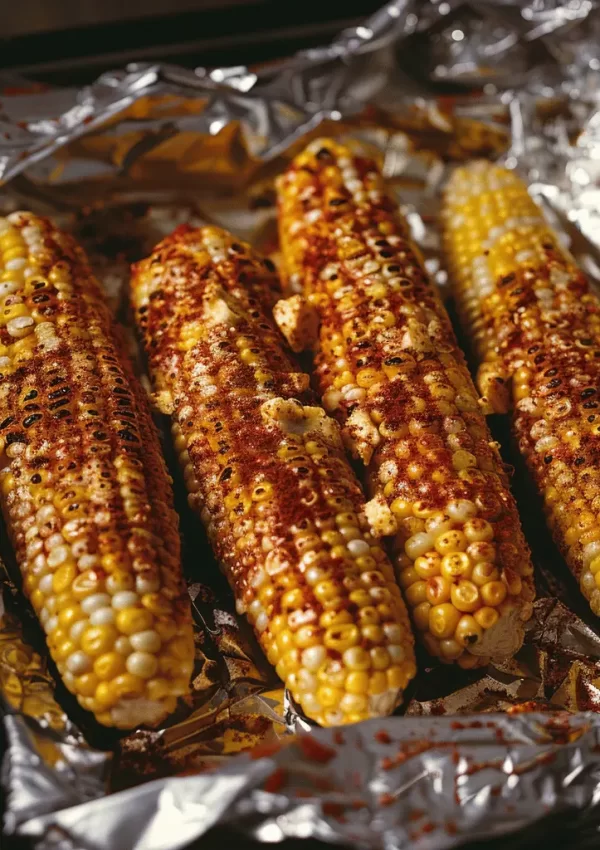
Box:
[131,225,416,726]
[276,138,535,666]
[0,212,194,729]
[442,160,600,615]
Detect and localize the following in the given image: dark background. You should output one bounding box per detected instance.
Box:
[1,0,383,86]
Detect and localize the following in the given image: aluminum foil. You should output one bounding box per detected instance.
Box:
[3,1,600,848]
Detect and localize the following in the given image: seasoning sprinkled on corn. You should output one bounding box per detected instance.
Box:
[0,212,194,728]
[442,160,600,615]
[131,225,417,726]
[276,139,535,666]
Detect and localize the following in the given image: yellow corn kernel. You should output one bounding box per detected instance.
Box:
[115,607,154,636]
[450,580,480,613]
[319,610,353,628]
[75,673,99,698]
[412,601,431,631]
[474,607,499,630]
[113,673,146,700]
[480,581,507,607]
[142,593,173,617]
[346,671,369,695]
[387,666,407,690]
[343,646,370,670]
[369,671,388,694]
[471,562,499,586]
[440,552,472,580]
[435,530,468,555]
[94,652,126,680]
[429,603,461,639]
[414,552,442,579]
[404,580,428,606]
[81,625,118,657]
[52,562,77,594]
[324,624,360,652]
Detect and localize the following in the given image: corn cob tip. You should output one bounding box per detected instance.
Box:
[0,211,194,729]
[278,140,536,667]
[442,159,600,616]
[132,224,417,726]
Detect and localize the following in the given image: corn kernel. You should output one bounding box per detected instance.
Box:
[414,552,441,579]
[368,671,388,694]
[346,671,369,695]
[429,603,461,639]
[426,575,451,605]
[440,552,472,580]
[412,601,431,631]
[480,581,507,607]
[94,652,126,680]
[75,673,99,698]
[454,615,483,648]
[474,607,499,630]
[113,673,145,699]
[471,562,499,586]
[450,580,480,613]
[404,580,428,606]
[81,625,118,657]
[342,646,370,670]
[115,607,153,636]
[317,685,344,708]
[435,530,468,555]
[324,623,360,652]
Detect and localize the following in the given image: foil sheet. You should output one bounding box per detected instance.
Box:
[3,1,600,848]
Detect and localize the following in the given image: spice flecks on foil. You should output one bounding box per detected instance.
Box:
[15,713,600,850]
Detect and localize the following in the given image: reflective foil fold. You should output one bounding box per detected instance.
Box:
[3,1,600,848]
[14,713,600,850]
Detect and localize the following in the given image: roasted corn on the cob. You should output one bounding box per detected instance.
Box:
[276,138,535,666]
[442,160,600,615]
[0,212,194,728]
[131,224,417,726]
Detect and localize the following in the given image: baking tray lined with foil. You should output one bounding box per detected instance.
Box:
[2,0,600,848]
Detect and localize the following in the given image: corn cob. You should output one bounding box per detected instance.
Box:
[276,138,535,667]
[442,160,600,615]
[0,212,194,729]
[131,224,416,726]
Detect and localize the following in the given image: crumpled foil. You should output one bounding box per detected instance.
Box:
[3,1,600,849]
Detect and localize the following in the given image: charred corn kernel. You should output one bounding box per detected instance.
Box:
[414,552,442,579]
[455,615,483,648]
[0,212,193,729]
[131,224,416,726]
[443,159,600,616]
[435,530,468,555]
[276,140,536,666]
[440,552,472,580]
[426,576,451,605]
